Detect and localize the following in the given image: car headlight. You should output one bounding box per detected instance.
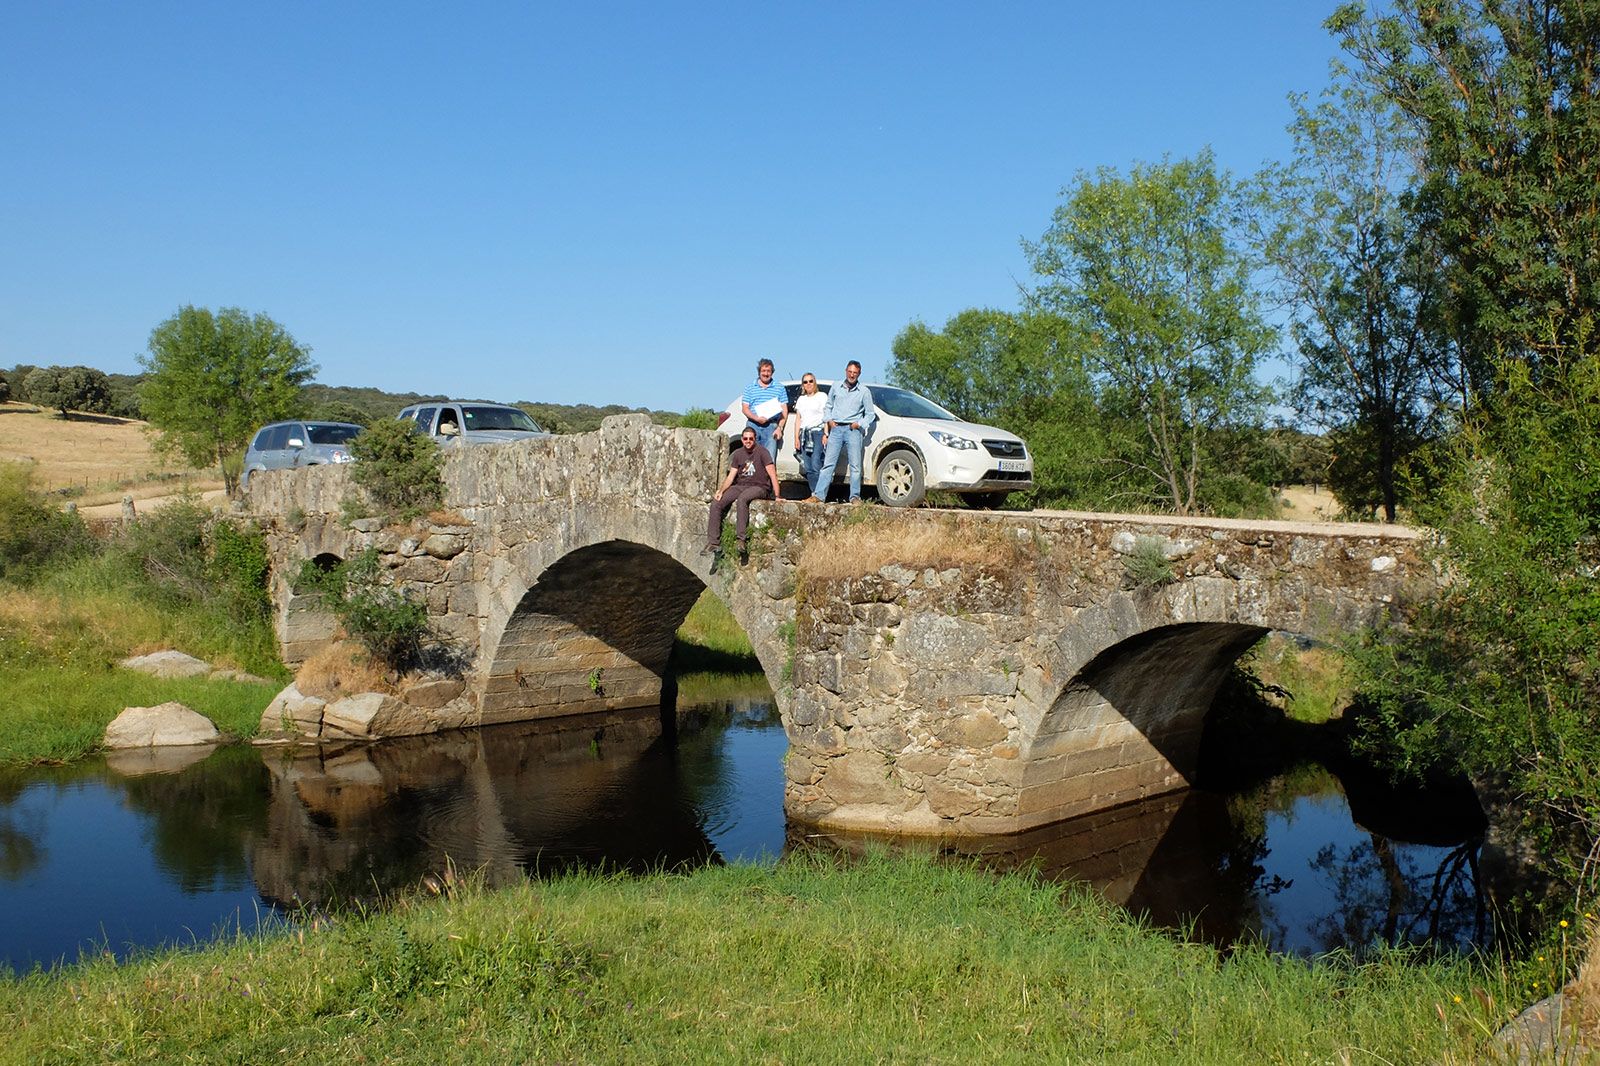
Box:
[928,430,978,450]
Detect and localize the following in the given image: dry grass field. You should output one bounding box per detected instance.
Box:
[0,401,222,510]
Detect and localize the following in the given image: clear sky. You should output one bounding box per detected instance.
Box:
[2,2,1347,413]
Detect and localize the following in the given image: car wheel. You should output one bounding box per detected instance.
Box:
[241,466,263,490]
[962,491,1008,510]
[876,449,926,508]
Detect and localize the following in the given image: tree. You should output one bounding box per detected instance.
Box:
[1256,75,1456,520]
[1024,151,1276,515]
[888,309,1082,425]
[0,369,9,404]
[140,307,316,495]
[22,365,112,418]
[1329,0,1600,381]
[1331,1,1600,882]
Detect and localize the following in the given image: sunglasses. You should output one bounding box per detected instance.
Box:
[801,378,816,384]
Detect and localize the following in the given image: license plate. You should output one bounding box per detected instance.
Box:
[997,459,1027,472]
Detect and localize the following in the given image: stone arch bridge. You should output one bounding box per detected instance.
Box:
[247,415,1426,838]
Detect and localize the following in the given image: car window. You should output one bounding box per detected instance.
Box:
[869,386,958,421]
[263,425,292,450]
[251,427,275,450]
[306,424,362,445]
[412,407,438,434]
[286,424,308,447]
[462,406,541,432]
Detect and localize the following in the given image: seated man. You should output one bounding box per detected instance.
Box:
[706,426,780,564]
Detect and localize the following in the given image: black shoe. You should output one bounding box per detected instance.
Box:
[738,546,749,566]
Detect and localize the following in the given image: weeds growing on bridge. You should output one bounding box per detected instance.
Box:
[1123,534,1176,588]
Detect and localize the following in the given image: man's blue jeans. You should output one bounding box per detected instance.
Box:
[815,425,865,501]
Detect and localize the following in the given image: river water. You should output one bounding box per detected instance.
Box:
[0,685,1489,973]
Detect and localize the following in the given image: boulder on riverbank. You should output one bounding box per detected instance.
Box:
[119,650,212,679]
[104,702,221,748]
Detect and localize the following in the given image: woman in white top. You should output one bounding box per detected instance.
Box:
[791,373,829,501]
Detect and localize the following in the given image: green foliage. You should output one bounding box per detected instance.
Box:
[0,463,96,580]
[1255,69,1455,521]
[1349,357,1600,876]
[0,369,10,403]
[207,519,272,625]
[22,365,112,418]
[297,549,432,670]
[348,417,444,519]
[674,407,720,430]
[889,309,1084,426]
[303,399,372,426]
[139,306,316,495]
[1122,535,1175,587]
[1331,0,1600,384]
[1025,150,1276,515]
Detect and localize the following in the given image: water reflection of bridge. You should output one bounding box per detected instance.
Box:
[251,709,717,908]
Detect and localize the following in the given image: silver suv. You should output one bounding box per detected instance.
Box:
[397,401,550,446]
[242,420,363,489]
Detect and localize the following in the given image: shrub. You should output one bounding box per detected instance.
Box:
[0,463,96,580]
[675,408,720,430]
[349,418,443,519]
[297,549,431,670]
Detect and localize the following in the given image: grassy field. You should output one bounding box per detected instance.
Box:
[0,402,220,505]
[0,853,1520,1064]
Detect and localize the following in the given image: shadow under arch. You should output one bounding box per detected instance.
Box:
[277,550,346,666]
[481,539,720,723]
[1019,622,1269,829]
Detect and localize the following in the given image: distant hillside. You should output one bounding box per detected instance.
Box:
[4,364,709,435]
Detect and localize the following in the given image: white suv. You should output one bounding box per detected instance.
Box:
[719,381,1032,508]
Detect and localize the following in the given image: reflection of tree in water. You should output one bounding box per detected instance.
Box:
[1220,763,1344,948]
[114,745,271,892]
[0,770,44,880]
[1306,833,1485,955]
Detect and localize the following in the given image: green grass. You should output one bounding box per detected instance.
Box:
[0,662,276,763]
[670,589,760,674]
[675,670,773,707]
[0,853,1512,1064]
[1245,638,1352,725]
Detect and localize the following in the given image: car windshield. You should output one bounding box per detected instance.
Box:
[462,406,541,432]
[868,386,958,421]
[306,424,362,445]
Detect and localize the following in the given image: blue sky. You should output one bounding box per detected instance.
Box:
[2,2,1347,413]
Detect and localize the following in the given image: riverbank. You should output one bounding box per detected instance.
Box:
[0,852,1511,1064]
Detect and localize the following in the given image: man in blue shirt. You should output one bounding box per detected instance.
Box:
[807,360,875,503]
[740,358,787,460]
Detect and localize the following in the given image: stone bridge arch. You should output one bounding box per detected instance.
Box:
[475,512,788,725]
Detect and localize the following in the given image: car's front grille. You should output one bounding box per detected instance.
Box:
[982,439,1026,459]
[984,469,1032,482]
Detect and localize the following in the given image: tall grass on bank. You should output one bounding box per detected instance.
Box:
[669,589,758,674]
[0,853,1512,1064]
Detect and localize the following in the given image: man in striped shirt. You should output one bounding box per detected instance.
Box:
[740,358,788,460]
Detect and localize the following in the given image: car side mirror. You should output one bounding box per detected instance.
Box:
[439,423,460,437]
[287,438,305,449]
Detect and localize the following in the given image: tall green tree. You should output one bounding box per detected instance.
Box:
[1257,75,1456,520]
[22,365,112,418]
[889,309,1125,509]
[1024,151,1276,515]
[1330,0,1600,380]
[140,307,316,495]
[888,309,1081,425]
[1332,1,1600,880]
